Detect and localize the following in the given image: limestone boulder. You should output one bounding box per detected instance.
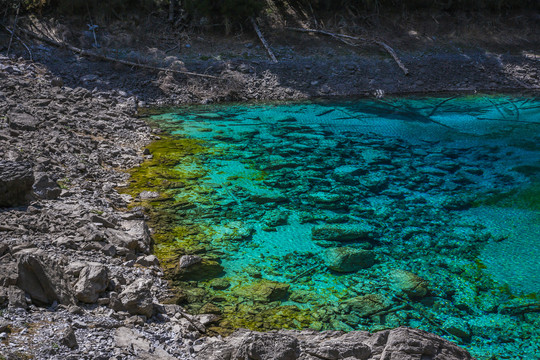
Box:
[73,263,109,303]
[194,327,474,360]
[14,250,72,306]
[32,173,61,200]
[105,220,152,255]
[195,329,300,360]
[175,255,224,281]
[378,327,473,360]
[8,111,39,131]
[118,278,154,317]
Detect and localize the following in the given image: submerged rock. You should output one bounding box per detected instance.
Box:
[324,247,375,272]
[176,255,224,281]
[344,294,392,317]
[389,270,430,299]
[210,278,231,290]
[312,223,376,242]
[234,280,290,303]
[251,192,288,204]
[442,317,471,341]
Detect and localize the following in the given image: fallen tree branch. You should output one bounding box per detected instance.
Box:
[372,39,409,76]
[251,17,278,63]
[1,24,32,60]
[286,27,409,75]
[17,27,220,79]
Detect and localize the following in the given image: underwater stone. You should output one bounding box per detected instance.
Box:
[234,280,290,303]
[139,190,160,200]
[197,113,223,120]
[498,298,540,315]
[324,247,375,272]
[176,256,224,281]
[442,317,471,341]
[210,278,231,290]
[199,303,222,315]
[361,148,392,165]
[344,294,391,317]
[251,193,288,204]
[358,173,389,192]
[312,223,376,242]
[389,270,429,299]
[308,192,350,206]
[263,210,289,227]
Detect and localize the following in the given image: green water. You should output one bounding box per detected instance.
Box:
[130,95,540,359]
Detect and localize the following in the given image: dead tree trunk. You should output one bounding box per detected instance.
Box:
[251,17,278,63]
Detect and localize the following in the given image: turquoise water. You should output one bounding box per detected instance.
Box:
[146,95,540,359]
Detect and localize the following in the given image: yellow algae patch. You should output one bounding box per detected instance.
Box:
[121,134,217,277]
[219,303,315,332]
[121,135,207,201]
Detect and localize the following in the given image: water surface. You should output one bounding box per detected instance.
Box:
[132,95,540,359]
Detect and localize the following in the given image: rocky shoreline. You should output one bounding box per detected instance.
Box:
[1,27,538,359]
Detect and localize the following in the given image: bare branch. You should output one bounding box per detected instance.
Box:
[2,24,32,60]
[286,26,409,75]
[251,17,278,63]
[17,27,220,79]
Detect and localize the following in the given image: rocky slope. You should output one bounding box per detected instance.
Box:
[2,19,538,357]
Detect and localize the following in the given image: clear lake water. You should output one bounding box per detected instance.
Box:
[135,95,540,359]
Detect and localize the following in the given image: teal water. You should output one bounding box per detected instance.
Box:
[146,95,540,359]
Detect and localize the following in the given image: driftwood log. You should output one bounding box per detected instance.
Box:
[15,27,219,79]
[287,27,409,75]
